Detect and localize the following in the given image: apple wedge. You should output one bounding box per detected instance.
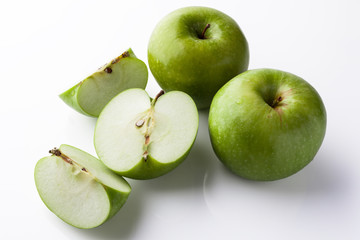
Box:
[34,144,131,229]
[94,89,199,179]
[60,48,148,117]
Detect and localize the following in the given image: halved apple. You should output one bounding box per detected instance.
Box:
[60,48,148,117]
[34,144,131,229]
[94,89,199,179]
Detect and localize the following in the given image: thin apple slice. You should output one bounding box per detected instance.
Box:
[34,144,131,229]
[60,48,148,117]
[94,89,199,179]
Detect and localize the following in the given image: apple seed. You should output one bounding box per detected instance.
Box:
[135,119,145,127]
[104,67,112,73]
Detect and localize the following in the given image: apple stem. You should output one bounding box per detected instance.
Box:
[200,24,211,39]
[49,148,88,173]
[49,148,73,165]
[271,96,283,108]
[152,90,165,106]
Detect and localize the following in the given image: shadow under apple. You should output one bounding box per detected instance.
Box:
[67,110,216,238]
[205,142,349,201]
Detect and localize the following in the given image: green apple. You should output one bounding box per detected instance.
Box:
[94,88,199,179]
[148,6,249,109]
[60,48,148,117]
[209,69,327,181]
[34,144,131,229]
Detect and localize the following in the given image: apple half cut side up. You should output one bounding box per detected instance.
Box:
[34,144,131,229]
[59,48,148,117]
[94,89,199,179]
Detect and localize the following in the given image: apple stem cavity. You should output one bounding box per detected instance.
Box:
[271,95,283,108]
[200,24,211,39]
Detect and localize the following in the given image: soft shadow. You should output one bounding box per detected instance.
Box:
[289,148,349,196]
[66,109,215,238]
[212,145,349,199]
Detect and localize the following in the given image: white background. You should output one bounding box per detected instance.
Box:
[1,0,359,239]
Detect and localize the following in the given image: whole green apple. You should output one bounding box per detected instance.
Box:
[148,6,249,109]
[209,69,327,181]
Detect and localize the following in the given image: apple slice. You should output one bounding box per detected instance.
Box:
[60,48,148,117]
[94,89,199,179]
[34,144,131,229]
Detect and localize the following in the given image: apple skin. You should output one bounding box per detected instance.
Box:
[209,69,327,181]
[148,6,249,109]
[111,148,195,180]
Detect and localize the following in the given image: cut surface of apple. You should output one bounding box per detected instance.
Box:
[34,144,131,229]
[60,48,148,117]
[94,89,199,179]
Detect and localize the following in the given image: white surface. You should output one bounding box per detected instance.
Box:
[1,0,359,239]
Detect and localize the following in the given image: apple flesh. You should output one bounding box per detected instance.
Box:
[60,48,148,117]
[148,6,249,109]
[34,144,131,229]
[94,89,199,179]
[209,69,327,181]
